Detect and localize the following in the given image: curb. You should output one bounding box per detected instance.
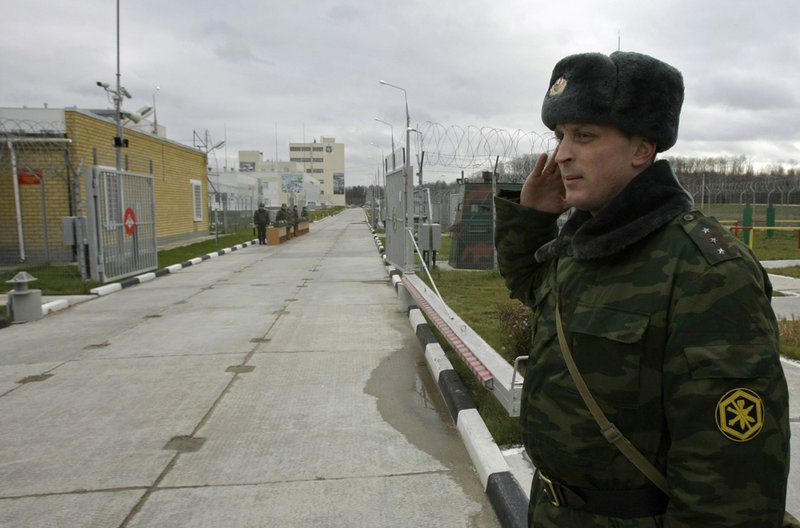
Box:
[407,307,528,528]
[90,239,259,296]
[368,223,528,528]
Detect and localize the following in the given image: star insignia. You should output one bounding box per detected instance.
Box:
[718,248,726,255]
[702,228,710,234]
[710,238,718,244]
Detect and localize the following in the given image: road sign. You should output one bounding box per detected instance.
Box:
[123,207,136,236]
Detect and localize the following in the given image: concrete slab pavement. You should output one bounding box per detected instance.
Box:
[3,224,799,526]
[0,209,500,528]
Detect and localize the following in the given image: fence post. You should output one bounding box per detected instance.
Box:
[766,203,775,239]
[743,203,753,245]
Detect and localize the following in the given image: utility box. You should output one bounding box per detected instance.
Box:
[419,223,441,252]
[61,216,87,245]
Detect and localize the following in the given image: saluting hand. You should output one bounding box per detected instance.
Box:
[521,148,567,214]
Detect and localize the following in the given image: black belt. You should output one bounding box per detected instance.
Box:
[537,471,669,518]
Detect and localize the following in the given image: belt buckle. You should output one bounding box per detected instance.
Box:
[538,472,561,507]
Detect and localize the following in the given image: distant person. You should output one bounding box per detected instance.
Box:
[494,50,791,527]
[275,204,289,227]
[301,206,309,220]
[253,203,269,245]
[291,205,300,236]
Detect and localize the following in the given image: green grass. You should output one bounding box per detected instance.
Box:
[0,210,348,297]
[0,263,102,295]
[424,232,800,446]
[0,229,259,298]
[157,229,255,268]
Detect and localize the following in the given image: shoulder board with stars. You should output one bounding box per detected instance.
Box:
[679,211,741,265]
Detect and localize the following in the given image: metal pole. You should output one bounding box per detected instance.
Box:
[403,93,413,273]
[7,140,26,261]
[380,80,414,273]
[374,118,395,170]
[115,0,123,171]
[491,155,499,269]
[152,86,160,135]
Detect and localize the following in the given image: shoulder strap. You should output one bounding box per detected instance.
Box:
[555,301,670,495]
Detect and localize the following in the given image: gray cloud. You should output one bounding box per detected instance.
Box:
[2,0,799,185]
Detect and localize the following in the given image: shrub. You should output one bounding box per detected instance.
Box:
[497,300,532,358]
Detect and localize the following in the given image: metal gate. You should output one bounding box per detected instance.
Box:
[384,166,407,270]
[85,166,157,283]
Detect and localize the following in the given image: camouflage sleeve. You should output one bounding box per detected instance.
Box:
[663,256,790,527]
[494,196,560,306]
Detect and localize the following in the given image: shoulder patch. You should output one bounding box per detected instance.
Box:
[679,212,741,265]
[716,388,764,442]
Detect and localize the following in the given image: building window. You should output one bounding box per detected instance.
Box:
[191,179,203,221]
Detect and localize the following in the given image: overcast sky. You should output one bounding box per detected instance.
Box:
[3,0,798,186]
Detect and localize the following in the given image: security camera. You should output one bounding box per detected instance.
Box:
[120,87,132,99]
[96,81,110,89]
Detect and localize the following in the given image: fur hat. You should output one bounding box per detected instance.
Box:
[541,51,684,152]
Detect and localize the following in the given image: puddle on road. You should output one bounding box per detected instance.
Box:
[365,346,455,464]
[364,341,499,527]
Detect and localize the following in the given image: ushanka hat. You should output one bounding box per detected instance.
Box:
[541,51,684,152]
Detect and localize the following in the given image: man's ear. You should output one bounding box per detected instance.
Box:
[632,137,657,168]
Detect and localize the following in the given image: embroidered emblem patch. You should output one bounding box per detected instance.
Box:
[715,388,764,442]
[549,76,567,96]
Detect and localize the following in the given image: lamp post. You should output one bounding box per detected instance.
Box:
[152,86,160,135]
[374,117,395,170]
[369,142,386,228]
[379,80,413,273]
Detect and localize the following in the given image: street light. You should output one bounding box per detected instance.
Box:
[379,79,413,273]
[369,141,386,228]
[152,86,160,135]
[374,117,395,170]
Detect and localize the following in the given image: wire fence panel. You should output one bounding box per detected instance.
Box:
[384,167,408,270]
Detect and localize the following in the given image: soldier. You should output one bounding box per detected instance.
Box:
[291,205,300,237]
[274,203,289,227]
[495,51,791,527]
[252,203,269,245]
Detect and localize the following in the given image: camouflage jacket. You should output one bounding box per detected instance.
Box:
[253,208,269,227]
[274,207,289,226]
[495,160,790,527]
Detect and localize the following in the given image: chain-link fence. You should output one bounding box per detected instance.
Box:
[0,122,80,266]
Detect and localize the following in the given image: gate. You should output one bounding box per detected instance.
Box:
[384,166,408,270]
[85,166,157,283]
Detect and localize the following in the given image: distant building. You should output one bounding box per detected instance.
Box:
[237,151,322,208]
[288,136,345,207]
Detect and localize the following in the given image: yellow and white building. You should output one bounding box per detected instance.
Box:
[288,137,345,207]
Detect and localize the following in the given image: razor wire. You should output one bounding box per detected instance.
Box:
[412,122,556,170]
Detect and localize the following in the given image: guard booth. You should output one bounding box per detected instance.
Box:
[448,175,521,269]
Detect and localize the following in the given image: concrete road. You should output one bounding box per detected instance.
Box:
[0,208,499,528]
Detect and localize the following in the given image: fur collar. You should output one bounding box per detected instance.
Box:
[535,160,693,262]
